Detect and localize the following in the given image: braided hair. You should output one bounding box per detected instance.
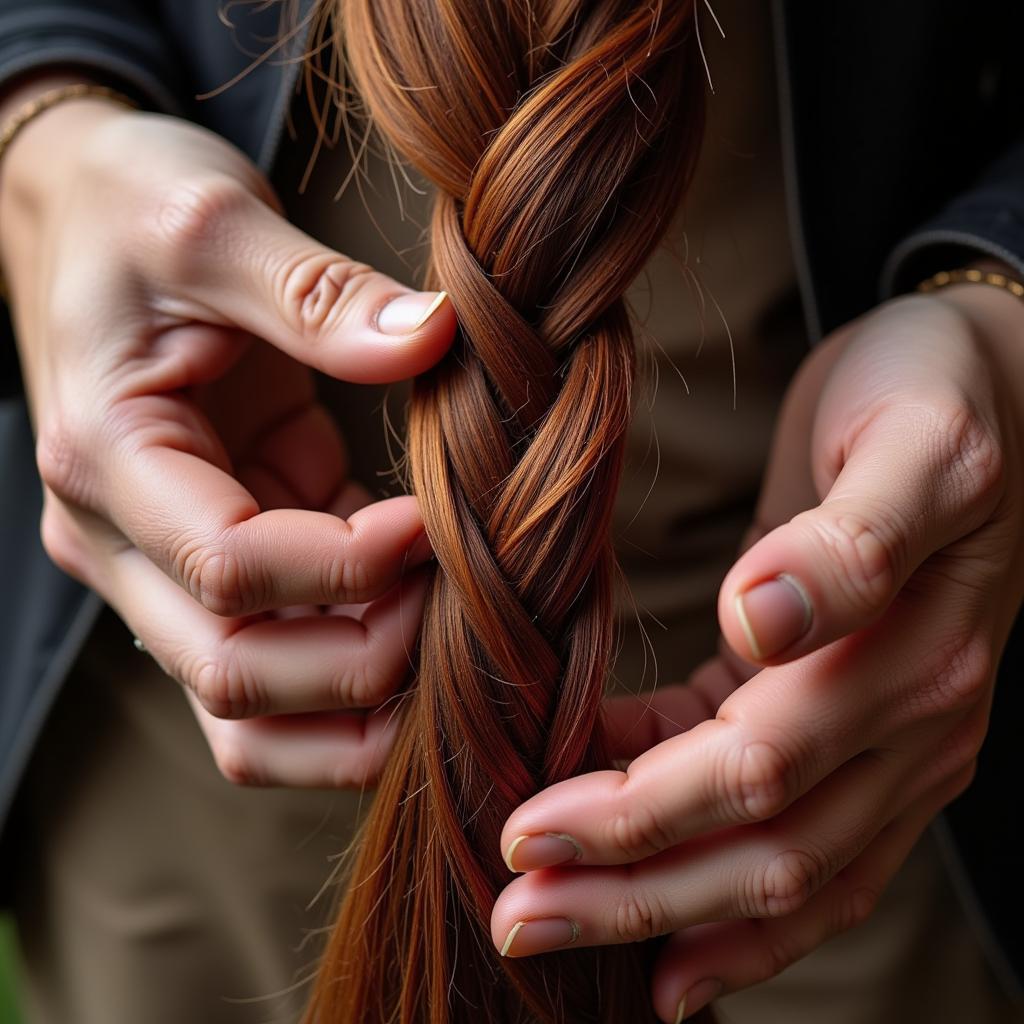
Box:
[307,2,706,1020]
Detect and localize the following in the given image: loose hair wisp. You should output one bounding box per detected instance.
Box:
[307,2,706,1021]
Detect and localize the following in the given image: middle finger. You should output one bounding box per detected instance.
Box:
[107,546,429,718]
[492,735,937,957]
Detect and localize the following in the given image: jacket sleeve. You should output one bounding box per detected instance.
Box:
[883,141,1024,294]
[0,0,185,113]
[0,0,189,398]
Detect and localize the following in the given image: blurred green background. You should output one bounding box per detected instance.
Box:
[0,916,21,1024]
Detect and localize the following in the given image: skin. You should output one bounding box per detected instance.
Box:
[5,77,1024,1021]
[492,279,1024,1020]
[0,83,456,788]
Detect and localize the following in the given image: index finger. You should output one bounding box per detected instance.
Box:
[110,441,431,616]
[720,323,1004,666]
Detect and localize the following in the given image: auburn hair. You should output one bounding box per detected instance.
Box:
[305,1,707,1021]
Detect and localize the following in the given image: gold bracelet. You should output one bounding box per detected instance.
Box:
[917,267,1024,301]
[0,83,137,302]
[0,82,137,166]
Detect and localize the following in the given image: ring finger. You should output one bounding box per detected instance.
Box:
[650,768,972,1021]
[105,545,429,718]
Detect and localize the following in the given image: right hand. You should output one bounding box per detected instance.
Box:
[0,89,457,787]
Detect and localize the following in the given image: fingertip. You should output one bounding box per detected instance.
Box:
[406,528,435,568]
[332,496,431,602]
[672,980,723,1022]
[392,563,432,652]
[729,572,813,663]
[651,928,711,1023]
[376,290,449,335]
[504,833,582,873]
[347,493,422,534]
[346,494,433,569]
[373,290,457,380]
[719,530,817,664]
[489,872,542,952]
[315,287,457,384]
[357,706,406,785]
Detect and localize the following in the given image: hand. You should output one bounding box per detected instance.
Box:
[0,86,457,787]
[490,282,1024,1022]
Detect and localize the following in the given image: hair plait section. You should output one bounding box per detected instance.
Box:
[306,2,707,1022]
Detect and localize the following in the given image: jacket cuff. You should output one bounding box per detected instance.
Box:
[882,142,1024,297]
[0,5,187,397]
[0,6,185,115]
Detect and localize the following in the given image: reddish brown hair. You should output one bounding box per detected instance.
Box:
[306,2,706,1021]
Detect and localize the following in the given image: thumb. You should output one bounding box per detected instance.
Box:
[154,176,456,383]
[719,406,1000,664]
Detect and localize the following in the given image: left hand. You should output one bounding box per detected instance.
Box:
[490,280,1024,1022]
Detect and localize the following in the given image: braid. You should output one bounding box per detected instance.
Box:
[307,2,706,1021]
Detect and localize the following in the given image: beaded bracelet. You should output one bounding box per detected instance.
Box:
[0,83,137,301]
[917,267,1024,301]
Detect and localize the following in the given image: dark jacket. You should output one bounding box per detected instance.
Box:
[1,0,1023,998]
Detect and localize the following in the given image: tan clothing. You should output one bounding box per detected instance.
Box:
[12,608,364,1024]
[10,3,1019,1023]
[13,611,1017,1024]
[612,0,803,681]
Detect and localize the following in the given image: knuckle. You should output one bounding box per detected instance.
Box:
[932,713,988,786]
[324,549,373,604]
[337,657,393,709]
[154,176,249,265]
[748,880,880,985]
[821,882,879,939]
[191,653,265,719]
[720,734,797,824]
[757,929,806,982]
[934,403,1004,513]
[804,507,902,616]
[605,787,676,861]
[184,541,264,617]
[36,420,93,505]
[278,255,375,344]
[747,847,825,918]
[926,633,992,715]
[612,882,673,943]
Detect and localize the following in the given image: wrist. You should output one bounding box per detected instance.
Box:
[924,261,1024,429]
[0,71,91,124]
[1,79,135,299]
[1,80,134,196]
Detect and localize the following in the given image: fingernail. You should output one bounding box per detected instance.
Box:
[377,291,449,335]
[675,979,723,1021]
[674,994,686,1024]
[499,918,580,957]
[734,572,812,660]
[505,833,582,873]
